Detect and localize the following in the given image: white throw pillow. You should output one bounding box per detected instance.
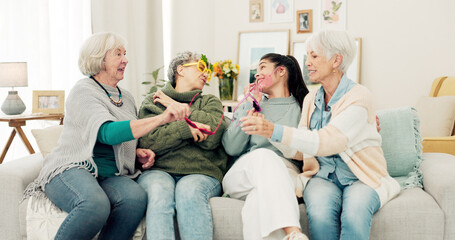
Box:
[26,196,146,240]
[415,96,455,137]
[31,125,64,157]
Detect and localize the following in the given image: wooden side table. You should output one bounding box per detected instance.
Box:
[0,114,64,164]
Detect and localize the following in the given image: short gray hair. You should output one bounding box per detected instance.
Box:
[78,32,127,76]
[306,30,356,73]
[167,51,201,86]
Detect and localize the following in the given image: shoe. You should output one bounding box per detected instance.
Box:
[282,231,309,240]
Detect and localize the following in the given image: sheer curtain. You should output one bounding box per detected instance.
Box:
[0,0,92,162]
[91,0,164,107]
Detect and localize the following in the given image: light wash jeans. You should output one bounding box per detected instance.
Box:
[303,175,380,240]
[137,170,221,240]
[45,167,147,240]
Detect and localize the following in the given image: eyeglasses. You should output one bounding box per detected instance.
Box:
[184,93,224,135]
[182,59,212,82]
[231,67,279,122]
[231,84,261,123]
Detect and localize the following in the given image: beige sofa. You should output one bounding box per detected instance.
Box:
[0,151,454,240]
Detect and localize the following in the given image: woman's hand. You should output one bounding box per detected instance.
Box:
[136,148,155,169]
[188,121,210,142]
[240,112,274,138]
[161,102,190,124]
[243,83,262,106]
[153,90,177,108]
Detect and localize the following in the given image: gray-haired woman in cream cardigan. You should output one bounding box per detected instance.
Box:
[24,32,190,240]
[242,30,400,240]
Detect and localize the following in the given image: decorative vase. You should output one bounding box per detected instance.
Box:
[218,77,234,101]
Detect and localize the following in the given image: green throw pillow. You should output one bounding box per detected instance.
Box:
[377,107,423,189]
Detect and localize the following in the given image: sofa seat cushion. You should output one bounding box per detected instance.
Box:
[370,188,444,240]
[211,187,443,240]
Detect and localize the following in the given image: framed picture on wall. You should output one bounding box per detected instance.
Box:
[320,0,346,30]
[296,9,312,33]
[249,0,264,22]
[32,90,65,114]
[268,0,294,23]
[236,30,290,100]
[291,37,362,90]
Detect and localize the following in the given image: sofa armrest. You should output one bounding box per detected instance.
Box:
[0,153,44,240]
[422,135,455,155]
[420,152,455,239]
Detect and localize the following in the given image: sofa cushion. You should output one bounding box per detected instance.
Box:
[31,125,64,157]
[377,107,423,188]
[370,188,444,239]
[415,95,455,137]
[25,196,145,240]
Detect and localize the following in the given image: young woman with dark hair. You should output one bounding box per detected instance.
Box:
[222,53,309,240]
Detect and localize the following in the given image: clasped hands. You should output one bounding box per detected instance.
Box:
[154,90,210,142]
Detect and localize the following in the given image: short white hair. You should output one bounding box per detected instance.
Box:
[78,32,127,76]
[306,30,356,73]
[167,51,200,86]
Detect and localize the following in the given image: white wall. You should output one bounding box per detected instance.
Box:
[171,0,455,110]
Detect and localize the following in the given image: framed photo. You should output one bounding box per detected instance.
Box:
[236,30,290,100]
[249,0,264,22]
[320,0,346,30]
[291,37,362,90]
[296,10,312,33]
[269,0,294,23]
[32,90,65,114]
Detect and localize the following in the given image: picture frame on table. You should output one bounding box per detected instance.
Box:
[249,0,264,22]
[291,37,362,90]
[236,30,290,100]
[296,10,312,33]
[32,90,65,114]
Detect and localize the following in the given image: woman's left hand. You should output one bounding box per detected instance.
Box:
[240,111,274,138]
[136,148,155,169]
[153,90,177,108]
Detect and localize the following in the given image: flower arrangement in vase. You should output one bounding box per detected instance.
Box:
[212,60,239,101]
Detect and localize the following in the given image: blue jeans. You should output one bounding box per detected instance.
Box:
[45,167,147,240]
[303,176,380,240]
[137,170,221,240]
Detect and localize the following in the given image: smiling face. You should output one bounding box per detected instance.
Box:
[254,59,280,94]
[305,47,336,83]
[103,46,128,82]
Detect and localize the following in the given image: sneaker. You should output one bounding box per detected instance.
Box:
[282,231,309,240]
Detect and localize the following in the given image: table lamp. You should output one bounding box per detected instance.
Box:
[0,62,28,115]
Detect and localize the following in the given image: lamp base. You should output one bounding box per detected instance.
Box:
[1,91,26,115]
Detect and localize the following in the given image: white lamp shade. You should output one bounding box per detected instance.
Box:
[0,62,28,87]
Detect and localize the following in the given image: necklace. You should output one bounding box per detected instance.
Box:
[90,76,123,107]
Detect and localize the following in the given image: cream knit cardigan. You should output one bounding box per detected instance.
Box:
[272,85,400,208]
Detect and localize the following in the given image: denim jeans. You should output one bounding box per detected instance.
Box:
[303,176,380,240]
[137,170,221,240]
[45,167,147,240]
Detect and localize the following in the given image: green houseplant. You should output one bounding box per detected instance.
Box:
[141,66,166,95]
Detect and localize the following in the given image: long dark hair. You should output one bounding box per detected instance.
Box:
[260,53,309,108]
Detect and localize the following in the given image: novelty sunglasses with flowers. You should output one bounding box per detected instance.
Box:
[182,55,213,82]
[185,93,224,135]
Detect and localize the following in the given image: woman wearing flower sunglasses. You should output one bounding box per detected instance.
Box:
[222,53,310,240]
[137,51,228,240]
